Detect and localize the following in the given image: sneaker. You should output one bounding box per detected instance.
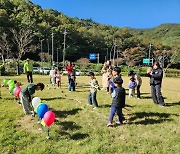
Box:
[46,136,50,140]
[93,107,97,110]
[115,120,123,125]
[107,122,113,127]
[39,128,42,131]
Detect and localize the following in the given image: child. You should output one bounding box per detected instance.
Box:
[107,77,125,127]
[56,70,62,88]
[109,67,123,94]
[20,83,44,115]
[68,73,75,92]
[128,76,137,98]
[129,71,142,99]
[49,67,56,87]
[88,72,100,109]
[14,81,22,106]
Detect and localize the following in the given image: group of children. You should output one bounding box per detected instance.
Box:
[87,67,126,127]
[49,67,62,88]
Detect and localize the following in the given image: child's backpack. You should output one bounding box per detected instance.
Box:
[129,81,137,89]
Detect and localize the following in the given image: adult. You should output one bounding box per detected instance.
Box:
[65,62,74,84]
[24,58,33,83]
[101,60,113,92]
[129,71,142,99]
[147,61,165,106]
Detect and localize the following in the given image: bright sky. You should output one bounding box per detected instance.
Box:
[30,0,180,28]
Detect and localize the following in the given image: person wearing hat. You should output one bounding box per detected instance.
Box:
[88,72,100,109]
[107,77,125,127]
[20,83,45,115]
[24,58,33,83]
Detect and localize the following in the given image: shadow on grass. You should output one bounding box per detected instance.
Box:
[100,104,134,108]
[128,112,178,125]
[52,108,82,118]
[165,102,180,107]
[41,97,66,101]
[60,121,82,130]
[75,90,89,93]
[3,97,15,100]
[70,133,89,140]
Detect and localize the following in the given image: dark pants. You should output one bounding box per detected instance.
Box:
[68,74,71,84]
[88,92,98,107]
[137,85,141,98]
[68,81,75,91]
[109,106,123,123]
[27,71,33,83]
[151,84,164,106]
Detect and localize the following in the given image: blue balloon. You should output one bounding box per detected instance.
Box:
[37,103,49,118]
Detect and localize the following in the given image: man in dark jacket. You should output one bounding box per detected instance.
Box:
[107,77,125,127]
[147,62,165,106]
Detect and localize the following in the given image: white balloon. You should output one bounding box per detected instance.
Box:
[32,97,41,108]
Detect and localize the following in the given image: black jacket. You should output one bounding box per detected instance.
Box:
[148,68,163,85]
[112,86,125,108]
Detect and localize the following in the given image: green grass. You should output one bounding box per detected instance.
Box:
[0,75,180,154]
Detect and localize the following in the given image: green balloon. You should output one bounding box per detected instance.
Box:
[7,80,14,85]
[3,79,9,85]
[9,82,15,87]
[35,103,42,113]
[9,86,15,93]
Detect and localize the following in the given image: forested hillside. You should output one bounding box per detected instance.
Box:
[0,0,179,67]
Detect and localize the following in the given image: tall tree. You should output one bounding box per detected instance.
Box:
[11,28,34,75]
[0,33,12,63]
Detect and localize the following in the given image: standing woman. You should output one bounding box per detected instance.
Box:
[101,60,113,93]
[65,61,74,85]
[147,62,165,106]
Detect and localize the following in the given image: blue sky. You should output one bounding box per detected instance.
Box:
[30,0,180,28]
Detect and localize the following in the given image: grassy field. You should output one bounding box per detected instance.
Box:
[0,75,180,154]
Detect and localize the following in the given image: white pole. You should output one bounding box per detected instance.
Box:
[51,32,54,63]
[63,27,67,67]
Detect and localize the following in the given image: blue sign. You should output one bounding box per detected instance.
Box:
[143,58,150,64]
[89,53,96,60]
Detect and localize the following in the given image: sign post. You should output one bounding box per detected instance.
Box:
[89,53,96,60]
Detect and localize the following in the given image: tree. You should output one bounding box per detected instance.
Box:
[0,33,12,63]
[76,58,90,68]
[11,28,34,75]
[164,51,180,73]
[123,47,145,67]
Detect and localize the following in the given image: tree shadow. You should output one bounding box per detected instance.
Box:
[70,132,89,140]
[141,96,153,99]
[41,97,66,101]
[52,108,82,118]
[99,104,111,108]
[141,96,167,100]
[165,102,180,107]
[60,121,82,131]
[128,112,178,125]
[75,90,89,93]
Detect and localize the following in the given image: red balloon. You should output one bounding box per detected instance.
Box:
[16,88,21,98]
[14,87,20,95]
[43,111,56,127]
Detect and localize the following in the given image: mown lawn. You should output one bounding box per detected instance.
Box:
[0,75,180,154]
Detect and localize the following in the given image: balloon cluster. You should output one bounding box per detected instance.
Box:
[3,79,21,98]
[32,97,56,127]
